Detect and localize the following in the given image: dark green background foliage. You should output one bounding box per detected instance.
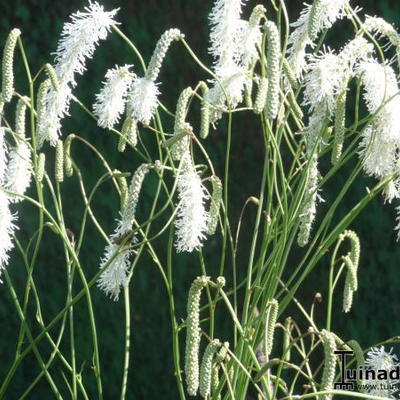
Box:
[1,1,400,399]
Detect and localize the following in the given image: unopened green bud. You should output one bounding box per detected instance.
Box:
[207,176,222,235]
[199,339,221,398]
[55,139,64,182]
[264,21,281,119]
[254,77,268,114]
[64,134,74,177]
[1,28,21,103]
[185,276,210,396]
[36,153,45,182]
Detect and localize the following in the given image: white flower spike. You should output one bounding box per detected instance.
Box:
[175,153,209,253]
[40,2,119,145]
[93,65,135,129]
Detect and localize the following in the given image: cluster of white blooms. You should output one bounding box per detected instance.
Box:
[5,99,32,202]
[209,0,244,74]
[298,37,373,246]
[98,164,150,300]
[304,37,372,117]
[297,151,321,247]
[175,153,209,253]
[0,96,34,279]
[0,128,16,281]
[205,65,248,123]
[38,2,118,146]
[97,243,132,301]
[206,0,266,124]
[364,347,399,399]
[128,29,183,126]
[5,142,32,203]
[287,0,349,78]
[93,65,135,129]
[303,49,345,116]
[128,77,160,126]
[356,61,400,200]
[364,15,400,66]
[237,5,266,68]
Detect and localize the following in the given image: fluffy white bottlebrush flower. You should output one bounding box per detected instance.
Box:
[236,5,266,68]
[0,127,7,183]
[209,0,245,74]
[5,141,32,203]
[364,346,399,399]
[98,164,150,300]
[0,128,17,281]
[40,2,119,146]
[363,15,400,66]
[206,0,250,124]
[297,153,321,247]
[287,0,349,78]
[205,65,249,124]
[303,48,345,116]
[356,61,400,197]
[175,153,209,253]
[93,65,135,129]
[0,190,17,281]
[338,36,374,73]
[53,1,119,86]
[97,243,132,301]
[127,29,182,126]
[128,77,160,125]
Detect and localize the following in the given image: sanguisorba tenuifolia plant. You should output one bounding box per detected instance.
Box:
[2,0,400,398]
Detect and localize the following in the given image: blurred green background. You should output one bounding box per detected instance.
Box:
[1,0,400,399]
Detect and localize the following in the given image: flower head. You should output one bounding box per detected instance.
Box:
[97,243,131,301]
[356,61,400,194]
[0,190,17,281]
[237,5,265,68]
[287,0,349,78]
[303,48,345,115]
[93,65,135,129]
[40,2,118,145]
[98,164,150,300]
[175,153,209,253]
[54,1,119,86]
[209,0,245,75]
[5,141,32,202]
[364,346,399,398]
[205,65,248,124]
[0,128,8,184]
[128,77,160,125]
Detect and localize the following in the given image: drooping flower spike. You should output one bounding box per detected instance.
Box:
[98,164,150,300]
[39,1,119,146]
[1,28,21,105]
[128,29,183,125]
[174,152,209,253]
[93,65,136,129]
[287,0,349,78]
[5,99,33,202]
